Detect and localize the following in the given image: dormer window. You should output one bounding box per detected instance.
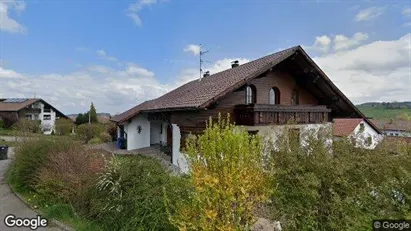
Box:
[245,85,257,105]
[269,87,280,105]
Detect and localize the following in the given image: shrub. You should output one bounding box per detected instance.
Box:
[55,119,74,135]
[167,114,272,230]
[267,125,411,231]
[12,119,41,134]
[35,147,111,211]
[8,138,73,191]
[76,124,105,143]
[0,112,18,128]
[106,122,117,141]
[88,137,103,144]
[88,155,177,231]
[98,132,112,143]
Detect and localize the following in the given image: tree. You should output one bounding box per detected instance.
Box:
[166,114,272,230]
[75,113,88,125]
[89,102,98,124]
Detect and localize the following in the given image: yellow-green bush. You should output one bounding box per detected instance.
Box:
[54,118,74,135]
[98,132,112,143]
[267,125,411,231]
[76,123,105,143]
[12,119,41,134]
[167,114,272,230]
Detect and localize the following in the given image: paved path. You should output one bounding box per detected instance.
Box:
[0,148,60,231]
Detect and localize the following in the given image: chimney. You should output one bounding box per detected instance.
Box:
[231,60,239,68]
[203,71,210,77]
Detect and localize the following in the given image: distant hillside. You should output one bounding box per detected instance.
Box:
[356,102,411,119]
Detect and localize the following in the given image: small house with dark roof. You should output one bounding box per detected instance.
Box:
[0,98,68,134]
[111,46,381,171]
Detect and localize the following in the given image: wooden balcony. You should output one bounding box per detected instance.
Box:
[233,104,332,126]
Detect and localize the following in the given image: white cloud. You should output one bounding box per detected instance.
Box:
[355,7,385,21]
[403,7,411,17]
[184,44,201,56]
[96,49,118,62]
[126,0,159,26]
[0,0,27,33]
[1,35,409,116]
[333,32,369,51]
[306,33,369,52]
[313,33,411,104]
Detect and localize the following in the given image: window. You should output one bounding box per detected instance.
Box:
[43,115,51,120]
[245,85,257,104]
[291,89,299,105]
[25,114,32,120]
[34,115,39,120]
[365,137,372,146]
[43,108,51,113]
[269,87,280,105]
[359,123,365,133]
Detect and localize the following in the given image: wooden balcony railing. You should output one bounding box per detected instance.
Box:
[233,104,332,126]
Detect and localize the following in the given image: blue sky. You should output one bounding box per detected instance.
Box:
[0,0,410,114]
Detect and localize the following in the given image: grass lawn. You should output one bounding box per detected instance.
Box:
[7,182,102,231]
[0,140,19,147]
[357,107,411,120]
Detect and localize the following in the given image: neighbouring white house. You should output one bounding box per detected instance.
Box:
[111,46,381,173]
[370,119,411,138]
[0,98,68,134]
[333,118,383,149]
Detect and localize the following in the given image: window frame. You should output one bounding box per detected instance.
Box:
[245,85,257,105]
[269,87,280,105]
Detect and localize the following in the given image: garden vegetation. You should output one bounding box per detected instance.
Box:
[6,114,411,231]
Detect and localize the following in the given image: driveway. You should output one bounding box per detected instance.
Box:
[0,148,61,230]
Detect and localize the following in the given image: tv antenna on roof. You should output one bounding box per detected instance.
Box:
[199,44,209,81]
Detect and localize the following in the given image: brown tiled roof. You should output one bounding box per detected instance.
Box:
[111,46,299,123]
[370,119,411,132]
[333,118,364,137]
[111,45,381,134]
[0,99,40,112]
[0,98,68,118]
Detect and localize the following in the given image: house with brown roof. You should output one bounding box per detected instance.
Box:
[333,118,382,149]
[370,119,411,137]
[111,46,381,171]
[0,98,68,134]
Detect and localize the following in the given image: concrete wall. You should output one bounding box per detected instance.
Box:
[172,124,189,173]
[350,121,383,149]
[244,123,333,149]
[125,113,151,150]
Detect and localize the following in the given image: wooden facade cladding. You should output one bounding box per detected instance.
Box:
[233,104,331,126]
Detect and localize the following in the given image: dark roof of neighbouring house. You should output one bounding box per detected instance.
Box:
[370,119,411,132]
[0,98,40,111]
[0,98,68,118]
[111,45,380,134]
[333,118,365,137]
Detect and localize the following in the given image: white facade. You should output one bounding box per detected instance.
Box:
[24,101,57,135]
[122,114,168,150]
[349,121,383,149]
[383,130,411,138]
